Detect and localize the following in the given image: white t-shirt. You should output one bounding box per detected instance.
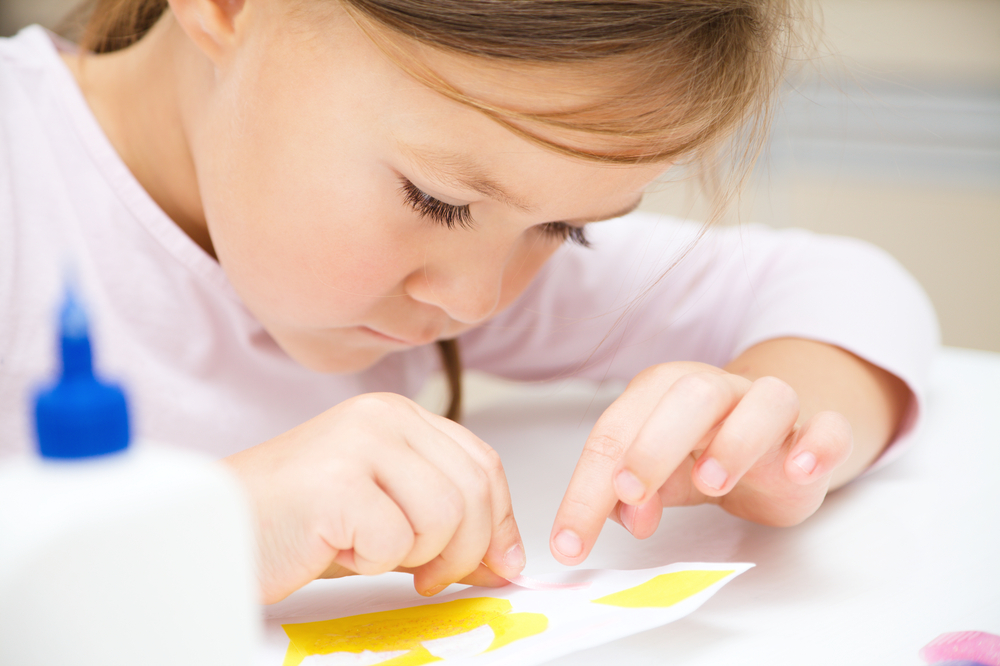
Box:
[0,26,939,468]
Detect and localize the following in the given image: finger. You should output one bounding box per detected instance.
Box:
[327,479,413,576]
[609,495,663,539]
[318,560,357,580]
[417,409,525,580]
[692,376,799,496]
[411,506,493,597]
[784,411,853,486]
[372,442,465,569]
[400,414,493,595]
[457,563,510,587]
[719,411,853,527]
[549,398,650,564]
[406,456,491,595]
[396,562,509,589]
[550,364,726,564]
[655,454,706,507]
[616,372,749,506]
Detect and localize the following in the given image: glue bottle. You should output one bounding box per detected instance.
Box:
[0,288,259,665]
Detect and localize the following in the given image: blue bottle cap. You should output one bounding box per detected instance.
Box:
[33,289,130,458]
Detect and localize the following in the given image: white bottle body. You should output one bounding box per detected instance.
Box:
[0,442,259,666]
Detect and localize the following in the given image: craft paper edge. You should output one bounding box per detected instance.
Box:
[276,562,756,666]
[447,562,756,666]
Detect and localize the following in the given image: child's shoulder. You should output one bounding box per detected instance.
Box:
[0,26,60,93]
[0,27,76,187]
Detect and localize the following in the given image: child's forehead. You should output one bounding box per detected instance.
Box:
[383,37,636,115]
[270,4,710,165]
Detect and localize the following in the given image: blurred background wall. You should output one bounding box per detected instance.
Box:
[3,0,998,351]
[641,0,1000,352]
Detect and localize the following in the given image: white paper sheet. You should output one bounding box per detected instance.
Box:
[267,562,753,666]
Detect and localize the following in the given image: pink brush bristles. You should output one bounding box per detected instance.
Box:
[920,631,1000,666]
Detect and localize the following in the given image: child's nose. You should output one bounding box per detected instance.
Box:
[404,254,505,325]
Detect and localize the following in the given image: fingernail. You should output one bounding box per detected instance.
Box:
[793,451,817,475]
[553,529,583,558]
[422,584,447,597]
[614,469,646,504]
[620,503,637,534]
[504,543,525,570]
[698,457,728,491]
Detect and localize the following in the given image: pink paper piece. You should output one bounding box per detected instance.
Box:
[919,631,1000,666]
[505,574,592,591]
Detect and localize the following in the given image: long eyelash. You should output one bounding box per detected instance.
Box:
[399,178,475,230]
[398,177,590,248]
[540,222,591,248]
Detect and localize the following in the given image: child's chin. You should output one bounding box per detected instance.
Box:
[287,345,394,375]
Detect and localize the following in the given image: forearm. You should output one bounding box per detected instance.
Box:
[724,337,912,489]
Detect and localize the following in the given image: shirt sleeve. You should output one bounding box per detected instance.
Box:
[458,212,940,469]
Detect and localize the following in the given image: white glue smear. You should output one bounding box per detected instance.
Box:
[423,624,496,659]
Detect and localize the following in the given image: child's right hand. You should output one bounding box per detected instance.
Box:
[224,393,525,604]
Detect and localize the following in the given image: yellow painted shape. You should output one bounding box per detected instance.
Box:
[591,570,734,608]
[379,646,440,666]
[281,596,547,664]
[486,611,548,652]
[281,639,307,666]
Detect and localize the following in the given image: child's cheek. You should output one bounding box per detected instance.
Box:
[202,164,408,329]
[500,234,563,307]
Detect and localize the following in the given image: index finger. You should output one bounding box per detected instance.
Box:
[549,390,655,565]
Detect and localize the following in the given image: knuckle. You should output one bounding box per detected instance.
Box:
[632,361,711,387]
[386,518,416,560]
[479,445,505,479]
[755,376,800,413]
[584,432,629,467]
[323,457,365,486]
[715,427,753,456]
[344,393,400,420]
[467,467,492,506]
[435,487,466,529]
[561,487,606,520]
[632,363,669,386]
[675,372,729,406]
[361,522,412,570]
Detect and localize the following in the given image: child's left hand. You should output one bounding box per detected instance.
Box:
[548,359,855,563]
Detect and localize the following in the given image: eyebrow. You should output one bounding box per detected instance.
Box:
[399,144,535,212]
[399,144,645,223]
[564,195,643,224]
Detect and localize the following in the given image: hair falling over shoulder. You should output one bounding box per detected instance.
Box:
[61,0,809,421]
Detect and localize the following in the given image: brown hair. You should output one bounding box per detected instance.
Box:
[64,0,801,421]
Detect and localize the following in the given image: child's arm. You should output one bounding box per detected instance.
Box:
[224,393,525,604]
[548,337,912,563]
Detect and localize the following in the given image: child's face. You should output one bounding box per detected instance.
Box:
[190,3,665,373]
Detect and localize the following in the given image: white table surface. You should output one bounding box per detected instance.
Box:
[261,347,1000,665]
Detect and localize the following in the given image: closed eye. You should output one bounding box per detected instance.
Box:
[398,177,591,248]
[536,222,591,248]
[399,177,475,230]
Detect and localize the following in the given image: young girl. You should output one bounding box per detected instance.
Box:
[0,0,937,604]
